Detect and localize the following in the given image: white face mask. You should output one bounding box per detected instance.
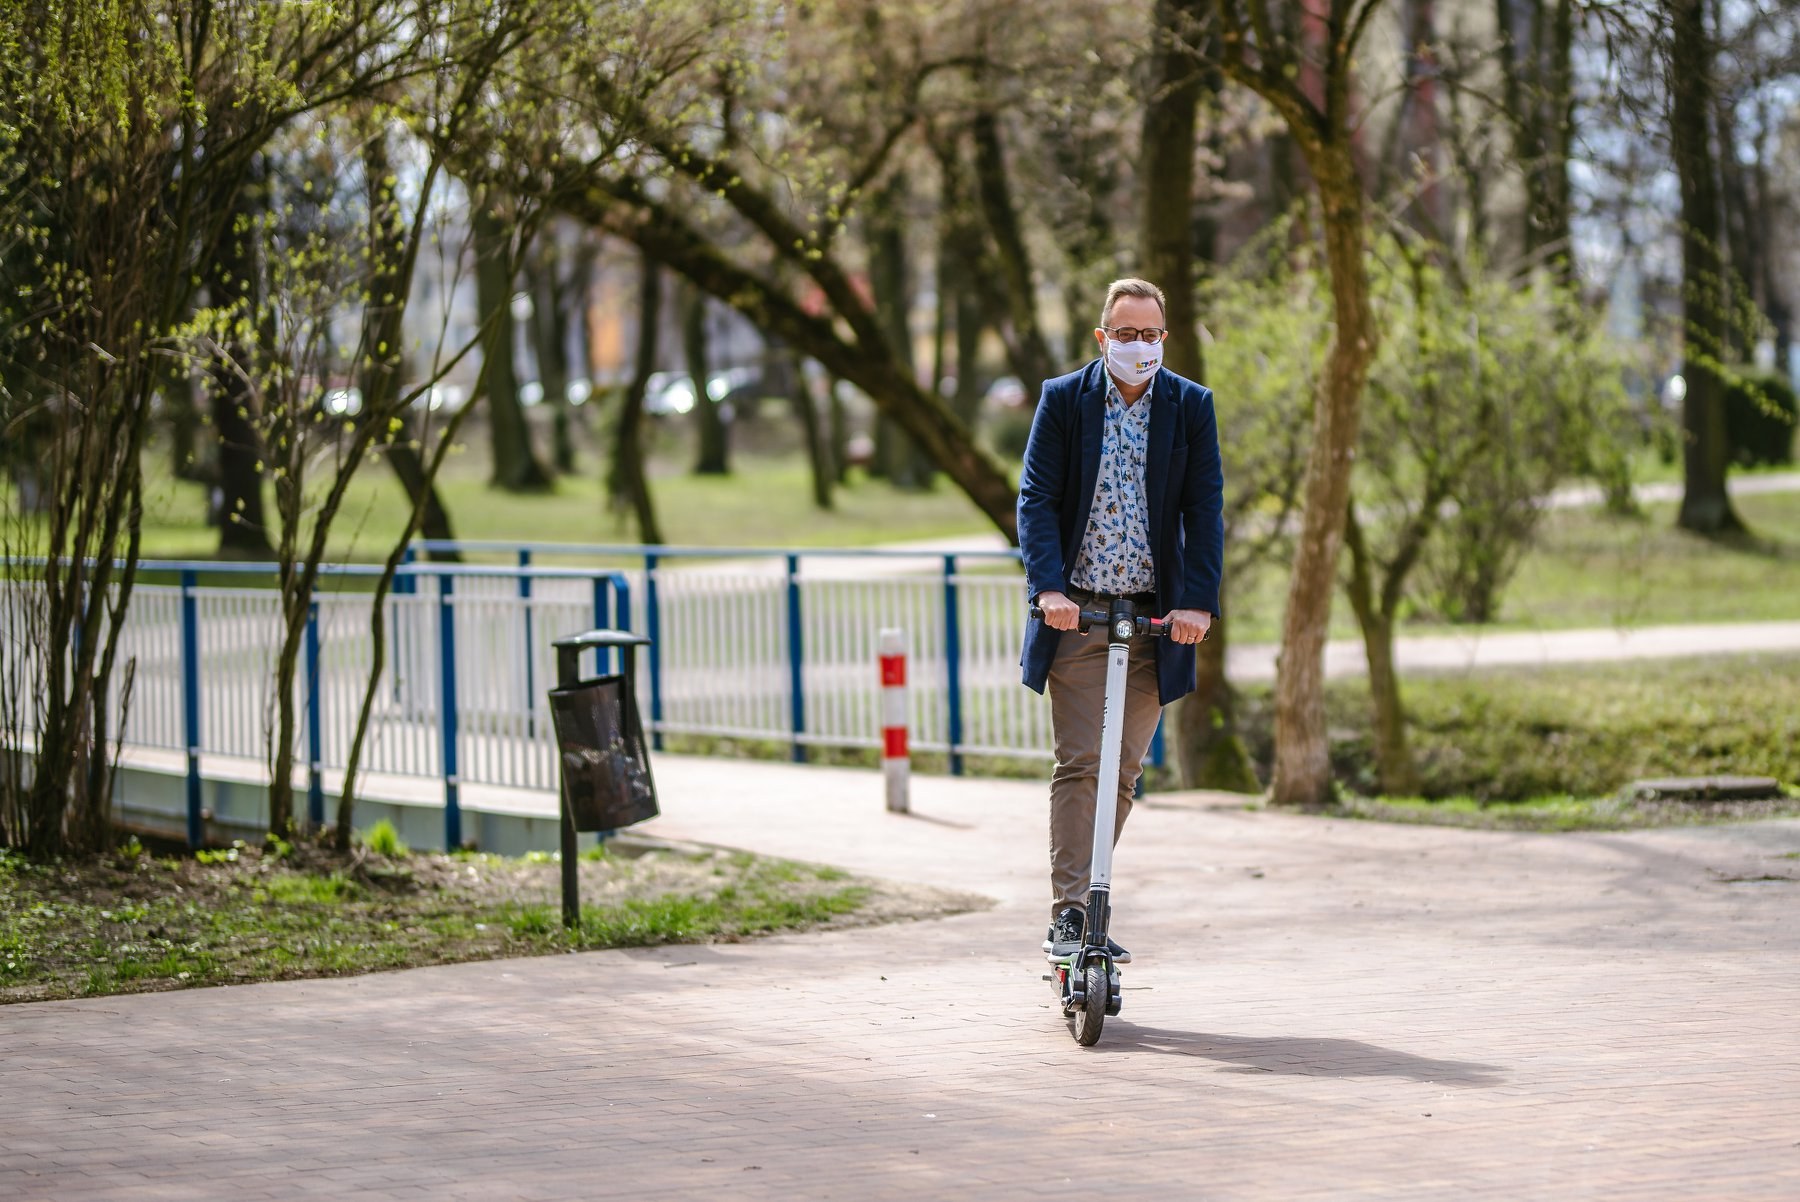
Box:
[1105,337,1163,387]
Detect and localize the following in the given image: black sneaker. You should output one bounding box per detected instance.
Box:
[1041,906,1084,959]
[1042,906,1135,963]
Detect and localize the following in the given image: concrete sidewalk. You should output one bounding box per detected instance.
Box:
[5,755,1800,1200]
[1233,618,1800,683]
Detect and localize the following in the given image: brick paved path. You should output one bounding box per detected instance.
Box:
[5,757,1799,1201]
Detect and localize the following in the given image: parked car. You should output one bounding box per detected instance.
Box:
[413,383,469,413]
[645,368,762,416]
[322,386,362,417]
[644,371,696,415]
[984,375,1028,408]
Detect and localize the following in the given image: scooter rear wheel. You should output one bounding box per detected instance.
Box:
[1072,961,1108,1046]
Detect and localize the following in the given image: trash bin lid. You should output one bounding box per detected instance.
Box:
[552,628,651,650]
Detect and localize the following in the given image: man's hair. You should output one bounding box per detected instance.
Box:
[1099,278,1167,328]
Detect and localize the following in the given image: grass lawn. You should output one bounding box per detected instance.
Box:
[0,835,980,1004]
[91,425,1800,639]
[1225,488,1800,643]
[1320,792,1800,832]
[1235,652,1800,808]
[129,428,996,563]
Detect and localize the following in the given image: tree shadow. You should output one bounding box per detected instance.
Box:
[1096,1024,1506,1086]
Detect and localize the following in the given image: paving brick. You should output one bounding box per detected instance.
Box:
[4,759,1799,1199]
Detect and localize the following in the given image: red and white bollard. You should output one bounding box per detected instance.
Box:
[879,627,910,813]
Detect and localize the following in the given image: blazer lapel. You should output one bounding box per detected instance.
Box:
[1074,360,1107,545]
[1146,371,1174,550]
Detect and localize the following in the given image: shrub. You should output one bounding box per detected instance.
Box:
[362,820,408,858]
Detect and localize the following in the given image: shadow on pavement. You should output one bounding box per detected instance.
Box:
[1099,1025,1506,1086]
[897,810,978,831]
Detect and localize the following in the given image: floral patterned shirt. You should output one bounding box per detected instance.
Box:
[1069,374,1156,594]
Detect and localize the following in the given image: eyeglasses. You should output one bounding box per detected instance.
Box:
[1103,326,1167,345]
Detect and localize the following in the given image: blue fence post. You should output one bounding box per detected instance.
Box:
[785,552,805,763]
[438,574,462,849]
[943,554,964,776]
[591,573,612,678]
[1137,715,1166,799]
[518,549,535,735]
[611,572,631,635]
[305,600,324,830]
[396,544,416,595]
[179,570,203,848]
[644,552,663,751]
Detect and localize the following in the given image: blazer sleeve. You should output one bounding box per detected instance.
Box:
[1178,387,1225,616]
[1016,381,1070,602]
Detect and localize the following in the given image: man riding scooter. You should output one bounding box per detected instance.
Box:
[1016,277,1226,962]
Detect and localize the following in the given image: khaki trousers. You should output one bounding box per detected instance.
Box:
[1046,626,1162,919]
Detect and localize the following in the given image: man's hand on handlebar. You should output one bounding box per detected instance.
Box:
[1164,608,1212,645]
[1033,590,1082,631]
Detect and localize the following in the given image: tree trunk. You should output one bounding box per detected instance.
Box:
[1495,0,1575,277]
[527,233,578,474]
[1343,500,1417,797]
[952,283,984,427]
[1269,144,1377,808]
[162,358,204,482]
[363,128,459,559]
[932,140,990,428]
[779,344,832,509]
[1139,0,1205,373]
[609,254,665,544]
[867,178,926,488]
[473,201,552,493]
[208,168,273,560]
[385,437,460,557]
[827,376,849,484]
[1712,87,1758,364]
[685,281,729,474]
[1142,0,1256,791]
[1667,0,1741,534]
[969,109,1057,405]
[1173,625,1260,791]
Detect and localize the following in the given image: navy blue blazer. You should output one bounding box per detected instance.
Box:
[1017,359,1224,704]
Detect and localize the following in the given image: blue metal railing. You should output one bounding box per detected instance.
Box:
[410,539,1166,779]
[10,542,1170,850]
[8,555,634,849]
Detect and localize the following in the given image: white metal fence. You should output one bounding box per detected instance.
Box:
[6,546,1129,842]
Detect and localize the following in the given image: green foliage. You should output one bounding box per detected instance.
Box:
[1724,371,1797,467]
[361,820,408,859]
[258,873,365,905]
[1359,244,1635,624]
[1197,225,1322,579]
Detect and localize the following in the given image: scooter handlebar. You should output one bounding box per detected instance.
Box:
[1029,605,1169,637]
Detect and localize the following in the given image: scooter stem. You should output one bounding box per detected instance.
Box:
[1086,599,1135,906]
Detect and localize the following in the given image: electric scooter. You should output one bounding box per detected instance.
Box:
[1031,596,1168,1047]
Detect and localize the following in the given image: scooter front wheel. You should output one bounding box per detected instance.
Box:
[1072,961,1108,1046]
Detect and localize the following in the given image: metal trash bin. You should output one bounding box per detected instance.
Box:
[550,628,656,927]
[549,675,657,832]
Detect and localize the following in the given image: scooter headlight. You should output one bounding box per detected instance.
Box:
[1113,618,1134,641]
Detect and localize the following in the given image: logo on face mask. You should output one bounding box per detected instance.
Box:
[1105,338,1163,387]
